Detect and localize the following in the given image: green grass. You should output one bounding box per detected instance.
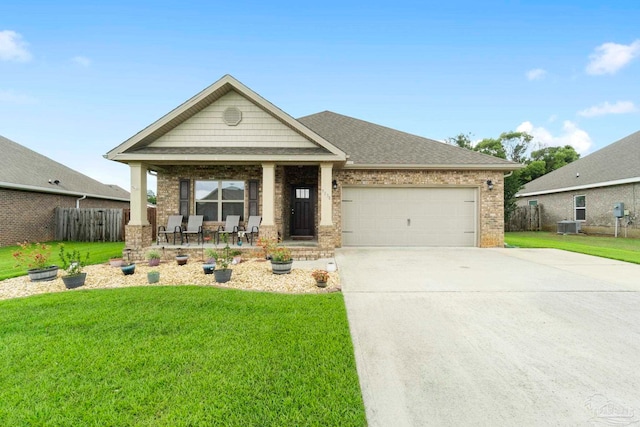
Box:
[0,241,125,280]
[0,287,366,426]
[505,231,640,264]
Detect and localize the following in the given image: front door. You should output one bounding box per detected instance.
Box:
[291,186,314,237]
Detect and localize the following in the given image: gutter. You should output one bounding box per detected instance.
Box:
[0,181,130,202]
[76,194,87,208]
[516,176,640,198]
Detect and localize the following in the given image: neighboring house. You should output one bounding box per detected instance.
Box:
[0,135,130,247]
[106,74,519,258]
[516,130,640,237]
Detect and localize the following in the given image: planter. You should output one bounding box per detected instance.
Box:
[147,271,160,284]
[232,256,242,265]
[176,255,189,266]
[62,273,86,289]
[213,268,232,283]
[109,258,123,267]
[316,280,328,288]
[148,258,160,267]
[203,264,215,275]
[27,266,59,282]
[271,260,293,275]
[121,264,136,275]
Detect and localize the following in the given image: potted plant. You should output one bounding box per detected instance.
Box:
[12,241,59,282]
[58,245,90,289]
[311,269,330,288]
[147,270,160,283]
[213,236,232,283]
[146,249,161,266]
[176,251,189,266]
[270,246,293,275]
[231,249,242,265]
[109,257,123,267]
[204,248,218,264]
[256,237,276,260]
[121,261,136,275]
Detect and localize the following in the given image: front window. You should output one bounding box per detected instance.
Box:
[528,200,538,207]
[195,180,244,221]
[574,195,586,221]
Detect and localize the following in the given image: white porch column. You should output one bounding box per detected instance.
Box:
[128,162,149,226]
[262,163,275,226]
[320,162,333,226]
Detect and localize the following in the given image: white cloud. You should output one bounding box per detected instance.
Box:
[0,89,37,105]
[0,30,32,62]
[578,101,638,117]
[586,40,640,75]
[526,68,547,80]
[72,56,91,67]
[516,120,592,154]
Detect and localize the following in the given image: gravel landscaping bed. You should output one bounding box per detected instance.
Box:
[0,259,340,301]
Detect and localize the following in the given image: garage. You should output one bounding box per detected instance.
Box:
[341,187,477,246]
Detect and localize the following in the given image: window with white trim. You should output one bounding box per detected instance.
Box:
[574,195,586,221]
[195,180,244,221]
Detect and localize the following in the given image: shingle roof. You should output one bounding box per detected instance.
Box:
[298,111,517,168]
[518,130,640,196]
[1,135,129,200]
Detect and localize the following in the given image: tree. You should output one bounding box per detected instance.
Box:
[445,133,474,150]
[147,190,157,205]
[530,145,580,175]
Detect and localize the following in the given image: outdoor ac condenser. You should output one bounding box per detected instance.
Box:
[557,220,581,234]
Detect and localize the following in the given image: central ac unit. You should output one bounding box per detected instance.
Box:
[557,220,581,234]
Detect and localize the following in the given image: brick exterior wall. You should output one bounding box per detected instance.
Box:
[517,183,640,237]
[152,166,505,253]
[0,188,129,247]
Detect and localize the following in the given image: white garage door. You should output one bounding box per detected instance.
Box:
[342,187,477,246]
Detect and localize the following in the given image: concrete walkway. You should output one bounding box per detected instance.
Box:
[337,247,640,426]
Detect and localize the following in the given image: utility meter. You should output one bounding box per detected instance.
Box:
[613,202,625,218]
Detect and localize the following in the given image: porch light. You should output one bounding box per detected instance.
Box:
[332,180,338,190]
[486,180,494,191]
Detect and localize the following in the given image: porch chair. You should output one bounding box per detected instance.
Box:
[182,215,204,245]
[216,215,240,245]
[241,215,262,245]
[158,215,183,244]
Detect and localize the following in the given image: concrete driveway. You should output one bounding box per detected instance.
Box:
[337,247,640,426]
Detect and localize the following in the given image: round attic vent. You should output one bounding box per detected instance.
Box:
[223,107,242,126]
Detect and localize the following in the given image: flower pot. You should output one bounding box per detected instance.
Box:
[62,273,86,289]
[203,264,215,275]
[27,266,59,282]
[148,258,160,267]
[316,280,328,288]
[147,271,160,284]
[232,256,242,265]
[213,268,232,283]
[121,264,136,275]
[271,260,293,275]
[109,258,123,267]
[176,255,188,266]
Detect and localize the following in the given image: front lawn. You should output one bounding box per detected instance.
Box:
[505,231,640,264]
[0,286,366,426]
[0,241,125,281]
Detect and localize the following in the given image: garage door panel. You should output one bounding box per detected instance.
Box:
[342,187,477,247]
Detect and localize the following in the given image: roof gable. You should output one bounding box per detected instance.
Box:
[107,75,346,163]
[0,135,129,200]
[518,130,640,196]
[298,111,519,169]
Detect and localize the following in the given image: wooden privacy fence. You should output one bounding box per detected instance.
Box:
[506,205,541,232]
[55,208,124,242]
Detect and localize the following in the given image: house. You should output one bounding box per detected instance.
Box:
[0,135,130,247]
[516,130,640,237]
[106,75,519,258]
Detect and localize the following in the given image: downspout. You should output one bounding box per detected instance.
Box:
[503,171,513,179]
[76,195,87,208]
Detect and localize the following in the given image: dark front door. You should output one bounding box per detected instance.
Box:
[291,186,314,237]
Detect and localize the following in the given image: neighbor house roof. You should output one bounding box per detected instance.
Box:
[298,111,519,170]
[517,130,640,197]
[1,135,129,201]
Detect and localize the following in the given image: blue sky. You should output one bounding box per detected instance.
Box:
[1,0,639,192]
